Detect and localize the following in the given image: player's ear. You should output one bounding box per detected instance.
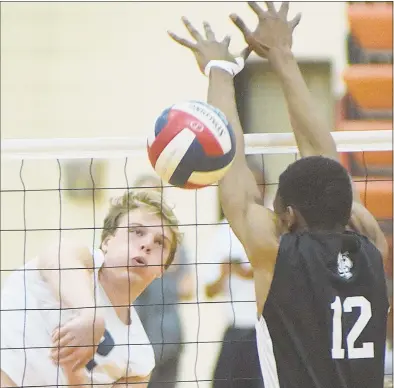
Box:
[101,236,112,254]
[286,206,297,230]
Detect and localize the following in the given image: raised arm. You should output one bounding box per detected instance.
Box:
[208,66,260,228]
[168,19,279,267]
[231,1,388,259]
[208,67,279,258]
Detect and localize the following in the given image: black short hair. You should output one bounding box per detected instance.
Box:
[278,156,353,229]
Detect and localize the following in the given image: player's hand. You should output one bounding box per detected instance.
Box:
[231,262,254,280]
[230,1,301,59]
[63,362,90,387]
[168,17,251,74]
[50,310,106,372]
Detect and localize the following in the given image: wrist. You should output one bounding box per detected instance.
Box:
[80,308,105,322]
[205,57,245,78]
[209,67,234,81]
[267,47,294,69]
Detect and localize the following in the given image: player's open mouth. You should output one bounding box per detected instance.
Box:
[132,256,147,266]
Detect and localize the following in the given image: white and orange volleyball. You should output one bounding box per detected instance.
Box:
[147,101,236,189]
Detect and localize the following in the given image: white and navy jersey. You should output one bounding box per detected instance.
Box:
[256,231,389,388]
[1,249,155,387]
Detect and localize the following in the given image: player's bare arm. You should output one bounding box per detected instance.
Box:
[231,1,388,259]
[232,262,254,280]
[168,18,279,271]
[205,262,231,298]
[38,241,106,371]
[206,261,254,298]
[1,370,17,387]
[113,374,151,388]
[63,367,151,388]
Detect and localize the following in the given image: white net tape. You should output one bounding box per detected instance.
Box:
[2,130,392,159]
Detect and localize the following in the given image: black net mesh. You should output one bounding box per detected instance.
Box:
[1,151,392,387]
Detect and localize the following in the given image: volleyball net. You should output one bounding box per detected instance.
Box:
[1,131,393,387]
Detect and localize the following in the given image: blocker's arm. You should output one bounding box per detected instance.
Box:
[208,68,279,268]
[269,47,388,259]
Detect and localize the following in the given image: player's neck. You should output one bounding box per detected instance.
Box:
[294,225,346,234]
[290,210,346,234]
[98,265,141,306]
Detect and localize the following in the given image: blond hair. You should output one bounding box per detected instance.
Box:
[101,190,181,269]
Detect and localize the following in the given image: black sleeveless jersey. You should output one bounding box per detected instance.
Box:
[256,231,389,388]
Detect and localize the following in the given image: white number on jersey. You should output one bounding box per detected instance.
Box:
[331,296,374,359]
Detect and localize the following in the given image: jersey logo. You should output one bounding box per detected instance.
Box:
[85,329,115,371]
[337,251,353,280]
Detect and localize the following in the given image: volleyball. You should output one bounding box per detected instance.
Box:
[147,100,236,189]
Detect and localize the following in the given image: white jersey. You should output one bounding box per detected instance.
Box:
[1,249,155,387]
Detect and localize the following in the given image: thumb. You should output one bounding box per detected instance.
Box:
[291,13,302,30]
[222,35,231,48]
[240,46,252,61]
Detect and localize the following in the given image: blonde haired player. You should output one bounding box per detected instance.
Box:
[1,190,181,387]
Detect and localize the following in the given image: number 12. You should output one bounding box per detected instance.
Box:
[331,296,374,359]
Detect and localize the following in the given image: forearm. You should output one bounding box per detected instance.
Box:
[208,69,259,218]
[233,264,254,279]
[269,48,338,160]
[206,276,226,298]
[65,373,150,388]
[64,366,91,387]
[113,375,151,388]
[268,49,373,204]
[208,68,246,163]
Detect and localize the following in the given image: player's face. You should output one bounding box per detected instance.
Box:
[101,208,173,285]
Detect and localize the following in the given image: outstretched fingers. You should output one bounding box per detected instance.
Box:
[278,1,289,17]
[240,46,252,61]
[222,35,231,48]
[168,17,209,50]
[182,16,203,42]
[264,2,277,13]
[203,21,216,41]
[248,2,265,17]
[167,31,196,50]
[291,13,302,30]
[230,13,253,39]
